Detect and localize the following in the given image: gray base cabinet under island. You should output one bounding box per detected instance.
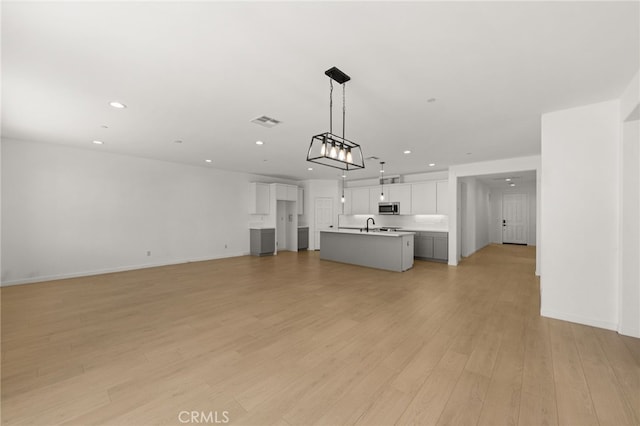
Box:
[320,230,414,272]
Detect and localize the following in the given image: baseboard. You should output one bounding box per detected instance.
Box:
[540,309,618,331]
[0,251,250,287]
[618,325,640,339]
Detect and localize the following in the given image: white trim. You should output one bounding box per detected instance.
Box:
[541,309,618,331]
[0,252,250,287]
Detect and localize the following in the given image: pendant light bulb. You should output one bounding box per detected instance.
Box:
[346,148,353,164]
[380,192,384,201]
[338,144,346,161]
[330,141,338,158]
[341,195,345,203]
[320,141,326,156]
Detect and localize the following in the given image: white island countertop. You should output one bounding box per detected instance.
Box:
[323,229,415,237]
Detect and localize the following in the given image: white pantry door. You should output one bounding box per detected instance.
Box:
[314,198,333,250]
[502,194,527,244]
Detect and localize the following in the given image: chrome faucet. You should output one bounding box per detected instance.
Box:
[366,217,375,232]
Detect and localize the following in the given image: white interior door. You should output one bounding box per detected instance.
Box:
[314,197,333,250]
[502,193,527,244]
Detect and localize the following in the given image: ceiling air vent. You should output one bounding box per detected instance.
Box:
[250,115,281,128]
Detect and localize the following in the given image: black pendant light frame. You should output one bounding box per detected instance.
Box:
[307,67,365,171]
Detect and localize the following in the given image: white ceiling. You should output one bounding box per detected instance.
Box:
[2,1,638,181]
[475,170,536,189]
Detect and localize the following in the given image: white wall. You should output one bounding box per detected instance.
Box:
[489,182,537,246]
[0,138,291,285]
[621,69,639,122]
[460,178,491,257]
[540,100,620,330]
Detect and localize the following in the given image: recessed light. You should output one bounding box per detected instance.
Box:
[109,101,127,109]
[427,98,437,103]
[256,141,264,145]
[92,140,104,145]
[100,125,109,129]
[403,150,411,154]
[509,183,516,187]
[466,152,472,155]
[342,173,346,178]
[174,140,183,144]
[505,178,511,182]
[205,159,212,163]
[428,163,436,167]
[307,167,313,171]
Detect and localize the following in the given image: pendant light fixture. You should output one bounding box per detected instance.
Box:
[341,172,346,203]
[307,67,365,171]
[379,161,385,201]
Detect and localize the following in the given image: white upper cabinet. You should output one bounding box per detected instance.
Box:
[370,186,381,213]
[351,187,370,214]
[411,181,437,214]
[274,184,298,201]
[249,182,270,214]
[286,185,297,202]
[388,184,412,214]
[275,184,287,200]
[341,179,449,216]
[436,180,449,215]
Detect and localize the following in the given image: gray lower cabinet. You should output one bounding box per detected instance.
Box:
[298,227,309,250]
[250,228,275,256]
[414,231,448,262]
[433,234,448,261]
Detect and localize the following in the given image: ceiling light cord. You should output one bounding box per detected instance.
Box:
[342,83,346,140]
[380,161,385,201]
[329,79,333,134]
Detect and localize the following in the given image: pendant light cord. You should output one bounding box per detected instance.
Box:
[342,83,346,139]
[329,79,333,134]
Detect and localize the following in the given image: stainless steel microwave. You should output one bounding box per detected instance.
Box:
[379,202,400,215]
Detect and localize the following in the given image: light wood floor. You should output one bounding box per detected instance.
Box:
[1,245,639,425]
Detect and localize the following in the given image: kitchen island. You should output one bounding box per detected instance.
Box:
[320,229,414,272]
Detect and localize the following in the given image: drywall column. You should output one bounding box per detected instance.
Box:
[620,119,639,337]
[541,100,620,330]
[619,69,640,337]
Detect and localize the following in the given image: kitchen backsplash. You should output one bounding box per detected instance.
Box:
[338,214,449,231]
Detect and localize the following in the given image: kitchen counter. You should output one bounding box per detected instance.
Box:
[326,229,415,237]
[320,230,414,272]
[339,226,448,233]
[402,227,448,233]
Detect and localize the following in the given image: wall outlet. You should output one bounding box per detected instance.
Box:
[146,251,151,256]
